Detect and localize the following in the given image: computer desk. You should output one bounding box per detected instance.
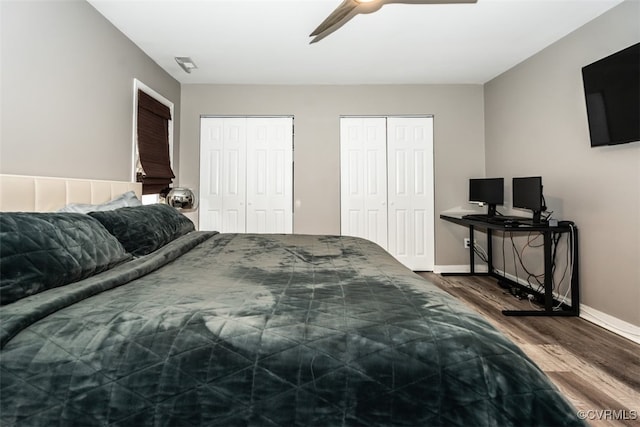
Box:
[440,214,579,316]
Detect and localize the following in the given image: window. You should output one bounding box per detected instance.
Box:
[132,80,174,199]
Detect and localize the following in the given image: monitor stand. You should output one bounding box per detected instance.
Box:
[532,210,543,224]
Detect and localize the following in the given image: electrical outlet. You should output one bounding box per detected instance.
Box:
[464,238,470,249]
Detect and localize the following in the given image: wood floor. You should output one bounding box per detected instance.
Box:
[417,272,640,427]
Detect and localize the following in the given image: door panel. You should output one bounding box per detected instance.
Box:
[200,146,222,231]
[340,117,388,249]
[246,117,293,233]
[387,117,434,270]
[199,118,219,232]
[222,119,247,233]
[199,117,247,233]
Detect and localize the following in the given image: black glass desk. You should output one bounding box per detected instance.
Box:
[440,214,579,316]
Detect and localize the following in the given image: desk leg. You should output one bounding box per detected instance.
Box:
[469,225,475,274]
[487,228,493,274]
[571,227,580,315]
[441,224,485,277]
[543,230,553,312]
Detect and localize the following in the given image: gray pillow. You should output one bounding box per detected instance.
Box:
[0,212,132,305]
[58,191,142,213]
[88,204,195,256]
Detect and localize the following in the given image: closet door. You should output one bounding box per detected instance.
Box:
[246,117,293,233]
[387,117,434,271]
[199,117,247,233]
[340,117,388,249]
[200,117,293,234]
[340,116,434,271]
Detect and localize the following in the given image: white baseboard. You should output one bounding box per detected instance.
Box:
[433,266,640,345]
[579,305,640,345]
[433,264,488,274]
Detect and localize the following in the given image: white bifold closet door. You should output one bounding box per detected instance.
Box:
[340,118,389,249]
[340,116,434,271]
[199,117,293,234]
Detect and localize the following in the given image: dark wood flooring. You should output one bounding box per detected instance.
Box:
[417,272,640,427]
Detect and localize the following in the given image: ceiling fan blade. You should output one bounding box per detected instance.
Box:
[310,0,360,37]
[387,0,477,4]
[310,7,363,43]
[309,0,477,43]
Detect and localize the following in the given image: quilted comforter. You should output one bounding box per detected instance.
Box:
[1,232,584,426]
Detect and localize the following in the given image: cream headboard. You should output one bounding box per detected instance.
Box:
[0,174,142,212]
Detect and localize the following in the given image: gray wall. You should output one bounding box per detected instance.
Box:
[179,84,485,265]
[0,0,181,181]
[484,0,640,326]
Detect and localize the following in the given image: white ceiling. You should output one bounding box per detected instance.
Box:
[88,0,624,85]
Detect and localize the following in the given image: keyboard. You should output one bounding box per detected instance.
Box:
[461,214,491,221]
[487,215,528,223]
[461,214,533,225]
[462,214,523,221]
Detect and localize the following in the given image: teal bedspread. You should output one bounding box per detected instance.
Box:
[0,233,585,426]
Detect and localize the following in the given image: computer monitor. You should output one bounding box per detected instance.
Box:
[469,178,504,217]
[512,176,545,223]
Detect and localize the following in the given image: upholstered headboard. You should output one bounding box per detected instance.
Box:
[0,174,142,212]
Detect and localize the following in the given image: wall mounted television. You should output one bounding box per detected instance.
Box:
[581,42,639,147]
[469,178,504,217]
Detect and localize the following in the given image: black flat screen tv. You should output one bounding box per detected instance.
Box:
[581,42,640,147]
[469,178,504,217]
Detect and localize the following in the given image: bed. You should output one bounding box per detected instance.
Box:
[0,175,585,426]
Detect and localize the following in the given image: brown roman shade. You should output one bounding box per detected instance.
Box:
[136,90,174,195]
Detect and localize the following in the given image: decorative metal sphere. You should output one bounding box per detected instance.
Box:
[166,187,198,211]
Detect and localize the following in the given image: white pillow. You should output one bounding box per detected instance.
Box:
[58,191,142,213]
